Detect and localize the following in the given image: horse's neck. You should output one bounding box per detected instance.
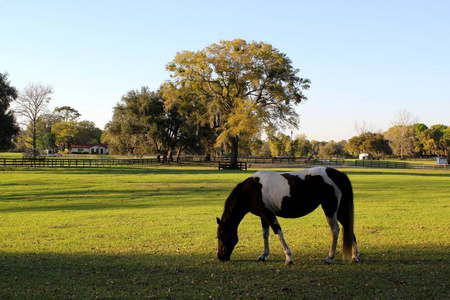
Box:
[221,196,249,229]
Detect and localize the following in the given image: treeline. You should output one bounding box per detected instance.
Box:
[15,106,102,153]
[266,124,449,159]
[102,84,449,160]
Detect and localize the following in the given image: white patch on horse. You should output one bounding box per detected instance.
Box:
[252,170,291,214]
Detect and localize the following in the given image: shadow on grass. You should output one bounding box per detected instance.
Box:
[1,186,230,213]
[11,166,254,176]
[1,246,448,299]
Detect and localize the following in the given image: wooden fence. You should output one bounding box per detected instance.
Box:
[0,157,447,170]
[0,158,157,167]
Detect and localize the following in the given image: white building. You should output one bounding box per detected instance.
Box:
[70,144,109,155]
[359,153,370,160]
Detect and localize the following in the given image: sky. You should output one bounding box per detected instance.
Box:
[2,0,449,141]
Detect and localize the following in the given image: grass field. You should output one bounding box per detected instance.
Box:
[0,166,449,299]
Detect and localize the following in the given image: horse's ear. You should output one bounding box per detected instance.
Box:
[216,217,222,226]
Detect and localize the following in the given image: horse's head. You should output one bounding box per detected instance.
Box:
[216,217,238,261]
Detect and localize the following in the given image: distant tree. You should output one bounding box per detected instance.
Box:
[52,120,78,150]
[54,106,81,122]
[385,125,415,159]
[346,132,391,159]
[35,113,56,150]
[384,110,417,159]
[161,82,217,161]
[293,134,312,157]
[268,133,293,157]
[443,127,450,159]
[166,39,310,168]
[104,87,164,156]
[0,73,20,150]
[104,87,200,160]
[15,83,53,157]
[413,123,428,156]
[74,120,102,144]
[318,141,343,159]
[425,125,448,156]
[248,138,271,157]
[310,140,325,157]
[414,123,428,136]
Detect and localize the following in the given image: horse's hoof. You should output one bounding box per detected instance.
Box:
[321,258,334,265]
[352,257,360,263]
[285,260,294,265]
[257,256,266,262]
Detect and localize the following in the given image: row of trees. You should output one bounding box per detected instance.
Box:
[0,73,102,156]
[267,123,449,160]
[103,80,449,160]
[15,105,102,154]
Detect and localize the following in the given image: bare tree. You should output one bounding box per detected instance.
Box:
[393,110,418,127]
[15,83,53,157]
[354,121,375,135]
[385,110,417,159]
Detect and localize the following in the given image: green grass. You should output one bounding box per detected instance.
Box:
[0,166,449,299]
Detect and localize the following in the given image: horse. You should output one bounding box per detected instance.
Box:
[216,166,360,265]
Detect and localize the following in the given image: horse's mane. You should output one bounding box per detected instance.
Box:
[221,178,250,224]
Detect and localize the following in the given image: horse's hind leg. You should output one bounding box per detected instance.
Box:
[257,217,270,262]
[352,235,360,262]
[323,216,340,264]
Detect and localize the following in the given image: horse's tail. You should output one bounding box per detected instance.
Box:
[334,169,354,262]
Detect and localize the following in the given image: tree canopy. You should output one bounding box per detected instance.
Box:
[165,39,310,166]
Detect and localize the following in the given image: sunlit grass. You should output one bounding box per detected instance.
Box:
[0,166,449,298]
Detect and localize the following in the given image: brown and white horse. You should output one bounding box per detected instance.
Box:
[216,166,359,264]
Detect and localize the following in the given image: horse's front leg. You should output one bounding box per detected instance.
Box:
[262,213,293,265]
[257,218,270,262]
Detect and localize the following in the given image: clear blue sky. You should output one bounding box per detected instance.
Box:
[2,0,449,141]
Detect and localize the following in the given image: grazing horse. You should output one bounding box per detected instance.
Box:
[216,166,359,264]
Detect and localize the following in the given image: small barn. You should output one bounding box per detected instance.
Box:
[359,153,370,160]
[70,143,109,155]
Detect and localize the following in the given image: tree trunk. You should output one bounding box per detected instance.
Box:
[176,147,183,163]
[32,121,37,159]
[230,137,239,169]
[168,148,174,162]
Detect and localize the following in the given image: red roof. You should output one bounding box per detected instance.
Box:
[70,143,109,148]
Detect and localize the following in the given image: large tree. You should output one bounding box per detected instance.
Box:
[0,73,20,150]
[103,87,164,156]
[15,83,53,157]
[104,87,201,160]
[166,39,310,167]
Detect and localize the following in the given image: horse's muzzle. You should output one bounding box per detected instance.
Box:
[217,254,230,262]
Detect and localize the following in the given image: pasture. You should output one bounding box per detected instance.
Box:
[0,166,449,299]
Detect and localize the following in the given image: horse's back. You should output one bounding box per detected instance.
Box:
[251,167,342,218]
